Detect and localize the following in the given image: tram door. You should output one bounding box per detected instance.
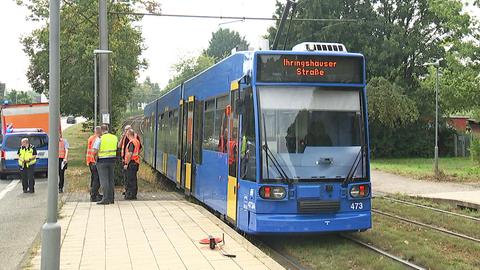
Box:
[176,99,186,189]
[184,96,195,195]
[227,81,240,223]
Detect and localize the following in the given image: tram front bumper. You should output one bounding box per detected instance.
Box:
[248,211,372,234]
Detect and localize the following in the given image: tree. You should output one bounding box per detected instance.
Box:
[266,0,479,157]
[421,47,480,115]
[18,0,160,127]
[367,77,418,128]
[129,77,162,111]
[267,0,474,90]
[163,54,215,91]
[205,28,249,62]
[5,90,33,104]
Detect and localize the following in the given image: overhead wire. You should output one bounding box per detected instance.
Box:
[108,11,357,23]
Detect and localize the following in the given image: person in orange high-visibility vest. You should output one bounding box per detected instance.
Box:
[58,136,70,193]
[123,128,140,200]
[118,125,142,197]
[87,126,102,202]
[228,128,238,177]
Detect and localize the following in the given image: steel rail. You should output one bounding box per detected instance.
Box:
[251,237,312,270]
[378,196,480,222]
[372,209,480,244]
[340,234,426,270]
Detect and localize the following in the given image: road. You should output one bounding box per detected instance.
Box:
[61,116,86,132]
[0,118,85,270]
[0,177,48,270]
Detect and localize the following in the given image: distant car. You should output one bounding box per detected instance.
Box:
[66,116,76,124]
[0,131,49,179]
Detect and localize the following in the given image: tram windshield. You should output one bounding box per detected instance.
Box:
[259,86,365,182]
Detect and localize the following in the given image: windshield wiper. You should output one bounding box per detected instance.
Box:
[342,145,364,187]
[262,113,292,184]
[262,144,291,182]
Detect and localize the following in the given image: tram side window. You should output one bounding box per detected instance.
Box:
[150,114,155,146]
[167,110,175,155]
[203,99,216,151]
[172,109,178,155]
[158,113,164,153]
[215,95,229,153]
[164,112,172,154]
[240,88,257,181]
[194,101,204,164]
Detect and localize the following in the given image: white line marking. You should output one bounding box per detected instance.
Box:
[0,180,20,201]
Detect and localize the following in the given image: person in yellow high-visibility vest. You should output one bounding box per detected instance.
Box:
[92,124,118,205]
[17,138,37,193]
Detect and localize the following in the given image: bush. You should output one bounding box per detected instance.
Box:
[470,136,480,165]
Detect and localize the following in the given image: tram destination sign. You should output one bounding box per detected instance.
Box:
[256,54,363,84]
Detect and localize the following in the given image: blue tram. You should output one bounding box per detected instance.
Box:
[142,42,371,234]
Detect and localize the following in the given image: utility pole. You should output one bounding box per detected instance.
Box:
[434,63,439,178]
[424,59,441,178]
[41,0,61,268]
[99,0,110,124]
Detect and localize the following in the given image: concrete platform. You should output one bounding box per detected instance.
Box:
[372,170,480,209]
[27,201,284,270]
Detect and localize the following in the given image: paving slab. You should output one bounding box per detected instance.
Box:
[26,200,284,270]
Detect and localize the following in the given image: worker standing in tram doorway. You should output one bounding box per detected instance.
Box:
[87,126,102,202]
[93,124,118,205]
[58,135,70,193]
[123,129,140,200]
[18,138,37,193]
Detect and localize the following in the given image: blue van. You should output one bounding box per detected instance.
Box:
[0,131,49,179]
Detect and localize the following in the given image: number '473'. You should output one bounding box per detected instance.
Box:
[350,202,363,210]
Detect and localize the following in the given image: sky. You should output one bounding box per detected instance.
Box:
[0,0,478,92]
[0,0,278,92]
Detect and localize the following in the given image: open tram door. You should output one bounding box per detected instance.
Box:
[226,80,240,223]
[178,96,196,196]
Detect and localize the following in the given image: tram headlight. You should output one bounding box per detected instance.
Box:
[259,186,286,200]
[349,184,370,198]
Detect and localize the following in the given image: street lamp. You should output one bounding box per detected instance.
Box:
[93,49,112,129]
[424,59,442,178]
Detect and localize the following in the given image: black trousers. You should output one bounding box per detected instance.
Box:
[97,159,115,203]
[89,163,100,199]
[20,165,35,192]
[58,158,67,189]
[125,162,139,199]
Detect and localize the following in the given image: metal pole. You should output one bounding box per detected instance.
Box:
[41,0,61,268]
[99,0,109,124]
[271,0,293,50]
[94,54,97,129]
[434,65,439,177]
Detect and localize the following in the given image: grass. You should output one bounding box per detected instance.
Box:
[386,193,480,218]
[63,124,90,192]
[355,213,480,270]
[262,235,405,269]
[371,157,480,183]
[373,197,480,240]
[63,123,167,192]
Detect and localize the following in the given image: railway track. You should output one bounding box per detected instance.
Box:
[123,115,144,135]
[260,234,428,270]
[340,234,426,270]
[372,209,480,244]
[251,238,311,270]
[378,196,480,222]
